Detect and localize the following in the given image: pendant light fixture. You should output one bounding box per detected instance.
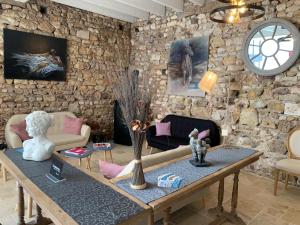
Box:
[210,0,265,24]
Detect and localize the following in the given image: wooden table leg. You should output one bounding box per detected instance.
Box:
[86,156,91,172]
[231,171,239,216]
[28,196,33,218]
[35,205,52,225]
[285,173,289,190]
[209,171,245,225]
[163,207,171,225]
[217,178,224,214]
[2,166,7,182]
[79,158,82,167]
[104,151,107,161]
[274,169,280,196]
[17,183,26,225]
[109,150,113,163]
[148,210,154,225]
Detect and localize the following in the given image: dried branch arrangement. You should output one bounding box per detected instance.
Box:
[107,69,151,189]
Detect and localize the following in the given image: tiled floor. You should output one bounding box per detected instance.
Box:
[0,144,300,225]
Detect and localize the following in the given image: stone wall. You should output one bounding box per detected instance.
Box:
[0,0,131,141]
[130,0,300,178]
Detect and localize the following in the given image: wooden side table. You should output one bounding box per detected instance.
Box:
[92,143,114,163]
[59,149,93,172]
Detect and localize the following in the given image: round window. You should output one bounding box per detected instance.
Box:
[242,18,300,76]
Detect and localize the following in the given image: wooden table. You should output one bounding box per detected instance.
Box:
[112,145,263,225]
[0,150,151,225]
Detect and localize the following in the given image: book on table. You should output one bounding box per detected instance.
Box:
[65,147,88,156]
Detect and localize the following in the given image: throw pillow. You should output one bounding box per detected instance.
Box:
[10,120,31,141]
[198,129,210,140]
[63,115,83,135]
[156,122,171,136]
[99,160,125,179]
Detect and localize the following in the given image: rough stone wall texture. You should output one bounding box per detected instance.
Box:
[130,0,300,179]
[0,0,131,141]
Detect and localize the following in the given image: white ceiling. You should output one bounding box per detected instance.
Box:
[13,0,211,22]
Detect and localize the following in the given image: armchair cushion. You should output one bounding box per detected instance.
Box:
[10,120,31,141]
[276,159,300,174]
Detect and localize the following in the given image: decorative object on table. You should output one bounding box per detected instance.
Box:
[23,111,55,162]
[242,18,300,76]
[157,173,183,188]
[46,158,66,183]
[107,68,151,190]
[189,128,200,162]
[129,120,150,189]
[189,128,212,167]
[210,0,265,24]
[274,127,300,196]
[3,29,67,81]
[167,36,209,97]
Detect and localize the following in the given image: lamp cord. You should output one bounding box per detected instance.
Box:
[223,74,231,145]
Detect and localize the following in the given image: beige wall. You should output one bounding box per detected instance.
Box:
[130,0,300,177]
[0,0,131,141]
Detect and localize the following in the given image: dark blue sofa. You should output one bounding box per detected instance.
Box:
[146,114,221,151]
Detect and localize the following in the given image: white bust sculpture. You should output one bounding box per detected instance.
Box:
[23,111,55,161]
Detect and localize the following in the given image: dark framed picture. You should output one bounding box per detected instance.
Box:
[3,29,67,81]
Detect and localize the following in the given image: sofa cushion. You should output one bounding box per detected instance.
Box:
[10,120,31,141]
[63,115,83,135]
[48,134,85,146]
[156,122,171,136]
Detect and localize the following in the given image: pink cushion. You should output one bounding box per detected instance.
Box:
[99,160,124,179]
[156,122,171,136]
[10,120,31,141]
[198,129,210,140]
[63,115,83,135]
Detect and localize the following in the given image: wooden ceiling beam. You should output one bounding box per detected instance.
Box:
[52,0,136,22]
[114,0,165,17]
[151,0,183,12]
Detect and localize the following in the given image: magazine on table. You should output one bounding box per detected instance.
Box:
[65,147,88,156]
[93,143,111,149]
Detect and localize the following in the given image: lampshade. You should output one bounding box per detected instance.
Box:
[199,71,218,93]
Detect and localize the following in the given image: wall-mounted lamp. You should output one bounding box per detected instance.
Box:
[199,71,218,93]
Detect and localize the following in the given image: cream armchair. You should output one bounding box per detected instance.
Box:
[274,127,300,195]
[5,112,91,151]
